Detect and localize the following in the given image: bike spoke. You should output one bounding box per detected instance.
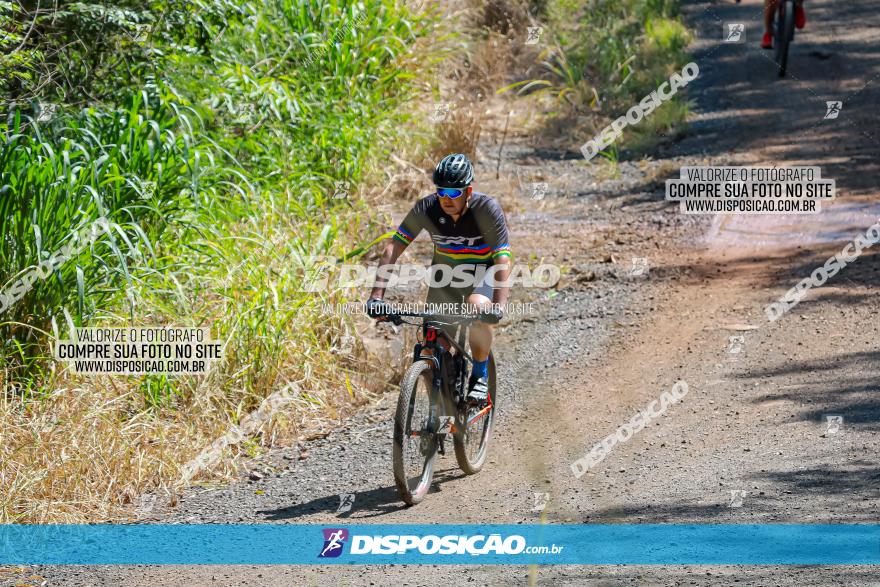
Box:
[464,408,487,460]
[403,376,432,493]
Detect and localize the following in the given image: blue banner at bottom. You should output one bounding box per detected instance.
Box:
[0,524,877,565]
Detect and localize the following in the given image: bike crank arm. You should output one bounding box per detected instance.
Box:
[409,415,455,436]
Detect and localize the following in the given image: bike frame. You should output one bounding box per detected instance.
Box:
[399,313,494,437]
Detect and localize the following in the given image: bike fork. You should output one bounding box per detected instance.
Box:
[427,380,446,456]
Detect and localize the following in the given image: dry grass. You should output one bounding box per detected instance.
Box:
[0,381,199,522]
[0,207,391,522]
[0,330,381,523]
[426,0,539,166]
[476,0,534,35]
[469,30,520,90]
[431,104,485,161]
[379,0,550,193]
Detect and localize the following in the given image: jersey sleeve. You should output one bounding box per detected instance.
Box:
[480,197,511,260]
[393,198,428,246]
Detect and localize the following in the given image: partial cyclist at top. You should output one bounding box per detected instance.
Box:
[761,0,806,49]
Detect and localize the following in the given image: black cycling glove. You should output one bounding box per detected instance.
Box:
[479,306,504,325]
[366,297,389,319]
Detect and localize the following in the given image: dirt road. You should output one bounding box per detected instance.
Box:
[19,0,880,584]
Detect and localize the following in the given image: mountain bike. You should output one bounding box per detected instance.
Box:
[774,0,800,78]
[386,310,497,505]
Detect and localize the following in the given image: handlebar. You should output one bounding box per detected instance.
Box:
[386,311,495,326]
[366,299,503,325]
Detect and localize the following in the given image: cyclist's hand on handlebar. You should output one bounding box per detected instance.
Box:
[366,297,389,320]
[366,298,403,324]
[478,306,504,325]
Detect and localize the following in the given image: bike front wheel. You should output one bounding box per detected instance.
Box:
[393,360,437,505]
[454,354,496,475]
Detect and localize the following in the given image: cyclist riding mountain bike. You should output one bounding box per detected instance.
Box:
[762,0,806,49]
[366,153,511,405]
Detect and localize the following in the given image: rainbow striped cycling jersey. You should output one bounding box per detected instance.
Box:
[393,192,511,266]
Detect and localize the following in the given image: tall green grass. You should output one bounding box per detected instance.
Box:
[1,0,440,521]
[0,96,221,390]
[2,0,433,393]
[544,0,689,100]
[504,0,692,156]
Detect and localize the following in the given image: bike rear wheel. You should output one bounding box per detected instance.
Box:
[774,0,795,78]
[393,360,437,505]
[453,354,496,474]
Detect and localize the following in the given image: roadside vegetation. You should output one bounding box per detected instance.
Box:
[0,0,439,522]
[498,0,692,158]
[0,0,692,522]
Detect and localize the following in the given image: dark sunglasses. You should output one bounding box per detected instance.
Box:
[436,187,466,199]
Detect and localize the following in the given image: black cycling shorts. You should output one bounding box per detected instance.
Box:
[425,271,494,307]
